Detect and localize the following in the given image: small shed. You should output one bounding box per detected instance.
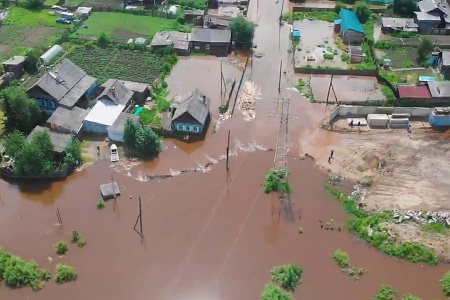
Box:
[83,100,125,133]
[47,106,88,134]
[418,75,436,85]
[40,45,63,65]
[26,126,73,154]
[349,46,364,63]
[107,113,139,142]
[134,37,147,45]
[339,9,364,45]
[334,19,342,34]
[2,56,26,77]
[439,51,450,80]
[75,7,93,18]
[168,5,178,15]
[397,84,431,99]
[60,12,74,20]
[100,182,121,199]
[429,107,450,126]
[292,30,301,41]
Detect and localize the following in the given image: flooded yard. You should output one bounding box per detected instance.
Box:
[293,20,348,69]
[309,75,386,103]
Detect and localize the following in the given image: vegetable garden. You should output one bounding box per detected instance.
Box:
[67,46,173,84]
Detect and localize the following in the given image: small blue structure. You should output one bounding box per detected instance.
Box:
[292,30,301,41]
[134,107,144,115]
[428,108,450,127]
[334,19,342,25]
[418,76,436,85]
[339,9,365,44]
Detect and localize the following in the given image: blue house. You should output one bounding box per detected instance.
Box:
[339,9,365,45]
[429,107,450,126]
[171,89,210,134]
[27,59,97,115]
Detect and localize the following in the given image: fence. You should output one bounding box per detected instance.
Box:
[337,105,431,117]
[294,67,378,76]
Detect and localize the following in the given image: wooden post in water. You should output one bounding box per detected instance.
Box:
[220,60,223,98]
[226,130,231,171]
[139,197,143,237]
[278,60,283,94]
[326,75,334,105]
[56,208,62,226]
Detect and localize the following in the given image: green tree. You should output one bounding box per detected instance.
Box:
[354,1,370,23]
[30,130,54,159]
[54,241,68,256]
[123,120,162,157]
[373,285,396,300]
[393,0,417,17]
[97,33,110,48]
[270,264,302,292]
[1,85,42,133]
[440,271,450,296]
[4,130,26,157]
[417,38,433,65]
[334,2,346,13]
[261,284,292,300]
[14,143,54,176]
[230,16,255,50]
[25,48,41,74]
[332,249,349,267]
[23,0,42,9]
[64,139,82,166]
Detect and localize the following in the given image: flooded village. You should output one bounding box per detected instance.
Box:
[2,0,450,298]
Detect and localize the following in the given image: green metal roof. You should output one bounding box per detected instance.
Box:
[339,9,365,34]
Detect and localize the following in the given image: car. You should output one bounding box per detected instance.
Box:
[56,18,71,24]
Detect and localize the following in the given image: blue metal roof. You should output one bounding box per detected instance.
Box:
[418,76,436,82]
[339,9,364,34]
[334,19,342,25]
[292,30,301,37]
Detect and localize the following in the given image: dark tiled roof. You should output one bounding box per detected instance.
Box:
[47,106,88,133]
[190,28,231,43]
[172,89,210,125]
[97,79,133,105]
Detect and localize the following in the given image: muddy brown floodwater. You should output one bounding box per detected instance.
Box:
[0,0,449,299]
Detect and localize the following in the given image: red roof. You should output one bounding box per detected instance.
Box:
[397,85,431,99]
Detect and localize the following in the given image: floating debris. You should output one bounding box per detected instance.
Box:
[392,209,450,227]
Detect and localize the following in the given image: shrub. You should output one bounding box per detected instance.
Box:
[323,53,334,60]
[123,119,162,158]
[334,2,346,13]
[71,231,87,248]
[0,248,50,291]
[54,241,68,256]
[332,249,349,267]
[403,60,414,68]
[270,264,302,291]
[263,169,292,194]
[54,264,77,284]
[440,271,450,296]
[401,295,422,300]
[422,222,449,235]
[261,284,292,300]
[96,198,106,210]
[373,285,396,300]
[382,86,396,101]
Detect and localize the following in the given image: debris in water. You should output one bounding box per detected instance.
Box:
[238,81,260,121]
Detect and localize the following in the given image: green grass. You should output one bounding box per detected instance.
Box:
[284,11,338,23]
[422,222,449,235]
[379,47,420,69]
[325,185,439,265]
[381,86,395,101]
[73,12,178,39]
[4,7,64,27]
[44,0,59,5]
[332,249,349,267]
[139,108,158,125]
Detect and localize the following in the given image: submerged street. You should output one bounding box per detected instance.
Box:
[0,0,448,299]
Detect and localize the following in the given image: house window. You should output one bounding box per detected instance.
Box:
[205,44,210,50]
[178,124,184,131]
[48,101,56,108]
[192,125,198,132]
[38,99,46,107]
[195,46,200,50]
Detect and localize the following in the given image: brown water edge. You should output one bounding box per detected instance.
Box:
[0,151,447,300]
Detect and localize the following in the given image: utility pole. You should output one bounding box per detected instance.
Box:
[226,130,231,171]
[220,60,223,97]
[278,60,283,95]
[133,196,144,240]
[111,175,117,212]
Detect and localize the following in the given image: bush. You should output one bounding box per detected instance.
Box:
[334,2,346,13]
[96,198,106,210]
[270,264,302,291]
[373,285,396,300]
[323,53,334,60]
[332,249,349,267]
[382,86,396,101]
[263,169,292,194]
[0,248,50,291]
[401,295,422,300]
[261,284,292,300]
[54,264,77,284]
[403,60,414,68]
[440,271,450,295]
[230,16,255,50]
[354,1,370,23]
[71,231,87,248]
[54,241,68,256]
[123,119,162,158]
[422,222,449,235]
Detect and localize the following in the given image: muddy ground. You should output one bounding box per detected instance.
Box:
[317,118,450,260]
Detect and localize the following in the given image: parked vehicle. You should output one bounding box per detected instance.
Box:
[56,18,71,24]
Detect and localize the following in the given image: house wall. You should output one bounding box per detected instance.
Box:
[36,98,57,115]
[172,121,203,133]
[83,120,108,133]
[85,82,98,98]
[190,41,230,56]
[341,30,364,45]
[107,128,124,142]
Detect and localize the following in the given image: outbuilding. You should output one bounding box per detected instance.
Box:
[107,113,140,142]
[83,100,125,133]
[40,45,63,65]
[339,9,365,45]
[189,28,231,56]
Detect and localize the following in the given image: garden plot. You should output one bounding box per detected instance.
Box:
[310,75,385,102]
[375,47,420,69]
[73,12,178,40]
[293,20,348,69]
[67,47,169,84]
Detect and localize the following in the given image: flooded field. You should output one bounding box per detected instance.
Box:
[310,75,386,103]
[0,0,449,298]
